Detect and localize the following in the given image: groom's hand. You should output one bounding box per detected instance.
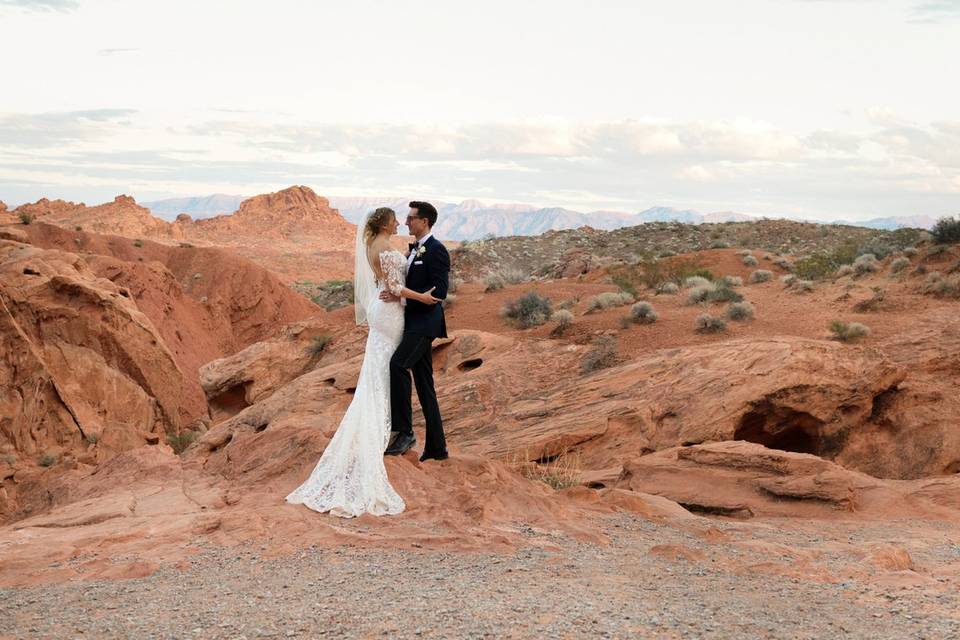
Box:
[379,291,400,302]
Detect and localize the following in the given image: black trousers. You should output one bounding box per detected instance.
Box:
[390,333,447,454]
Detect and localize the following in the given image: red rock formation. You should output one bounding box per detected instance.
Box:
[13,195,180,240]
[0,236,191,471]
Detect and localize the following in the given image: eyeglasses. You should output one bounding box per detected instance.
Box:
[405,215,422,221]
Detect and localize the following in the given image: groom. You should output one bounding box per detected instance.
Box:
[381,201,450,461]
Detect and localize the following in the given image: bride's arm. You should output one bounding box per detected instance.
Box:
[379,252,440,304]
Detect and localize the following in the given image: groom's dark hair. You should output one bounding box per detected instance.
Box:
[409,201,438,228]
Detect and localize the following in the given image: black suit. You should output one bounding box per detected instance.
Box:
[390,235,449,455]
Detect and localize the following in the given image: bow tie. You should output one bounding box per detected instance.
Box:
[408,242,418,251]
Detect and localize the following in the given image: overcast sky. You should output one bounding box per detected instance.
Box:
[1,0,958,219]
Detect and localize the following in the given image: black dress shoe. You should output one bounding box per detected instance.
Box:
[385,432,416,456]
[419,450,449,462]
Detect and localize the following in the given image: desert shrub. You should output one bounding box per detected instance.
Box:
[772,257,794,271]
[931,217,960,244]
[448,277,463,293]
[718,275,742,288]
[794,241,860,280]
[890,257,910,274]
[687,283,716,304]
[611,274,638,298]
[133,239,143,248]
[484,273,505,292]
[709,240,730,249]
[735,249,752,257]
[1,454,15,464]
[748,269,773,283]
[308,334,332,355]
[922,272,960,298]
[629,301,658,324]
[836,264,855,277]
[792,279,814,293]
[928,245,951,257]
[742,255,759,266]
[501,292,552,328]
[708,286,743,303]
[903,247,918,257]
[726,301,754,321]
[511,449,582,490]
[659,249,677,258]
[580,336,617,374]
[167,430,198,454]
[38,452,58,467]
[695,313,727,333]
[857,238,894,260]
[637,258,713,290]
[780,274,798,287]
[657,282,679,294]
[853,254,880,275]
[550,309,574,336]
[18,211,34,225]
[829,320,870,342]
[585,291,634,313]
[684,276,712,289]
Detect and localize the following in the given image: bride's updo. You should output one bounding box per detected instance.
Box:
[363,207,396,245]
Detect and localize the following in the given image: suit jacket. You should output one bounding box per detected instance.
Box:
[404,235,449,338]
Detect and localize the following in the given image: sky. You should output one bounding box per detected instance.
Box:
[1,0,958,220]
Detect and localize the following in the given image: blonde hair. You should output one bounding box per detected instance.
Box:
[364,207,396,245]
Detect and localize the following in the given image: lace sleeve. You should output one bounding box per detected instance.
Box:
[379,251,405,296]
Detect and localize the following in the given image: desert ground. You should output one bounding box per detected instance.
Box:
[2,187,960,639]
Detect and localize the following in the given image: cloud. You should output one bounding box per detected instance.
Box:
[97,48,139,56]
[2,110,959,219]
[0,109,136,147]
[909,0,960,22]
[0,0,79,12]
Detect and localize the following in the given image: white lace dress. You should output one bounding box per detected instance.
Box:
[285,250,408,517]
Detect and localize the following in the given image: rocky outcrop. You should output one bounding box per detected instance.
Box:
[184,185,353,245]
[0,239,190,478]
[14,195,180,240]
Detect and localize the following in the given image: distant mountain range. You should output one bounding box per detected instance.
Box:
[141,193,940,240]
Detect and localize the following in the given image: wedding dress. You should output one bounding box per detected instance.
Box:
[285,236,408,518]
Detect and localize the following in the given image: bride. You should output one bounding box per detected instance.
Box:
[285,207,442,517]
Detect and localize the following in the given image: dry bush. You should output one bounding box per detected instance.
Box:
[308,333,333,355]
[629,301,658,324]
[735,249,752,257]
[695,313,727,333]
[550,309,574,336]
[922,272,960,298]
[167,430,198,454]
[686,283,716,304]
[509,449,582,490]
[742,255,759,266]
[791,279,814,293]
[853,254,880,275]
[780,274,798,287]
[38,452,58,467]
[501,292,553,328]
[890,257,910,274]
[932,217,960,244]
[726,301,754,321]
[657,282,679,294]
[829,320,870,342]
[684,275,712,289]
[581,335,617,373]
[585,291,634,313]
[718,275,742,287]
[18,211,34,225]
[748,269,773,283]
[903,247,918,257]
[836,264,855,277]
[772,257,794,271]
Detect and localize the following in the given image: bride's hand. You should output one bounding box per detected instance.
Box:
[418,287,442,305]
